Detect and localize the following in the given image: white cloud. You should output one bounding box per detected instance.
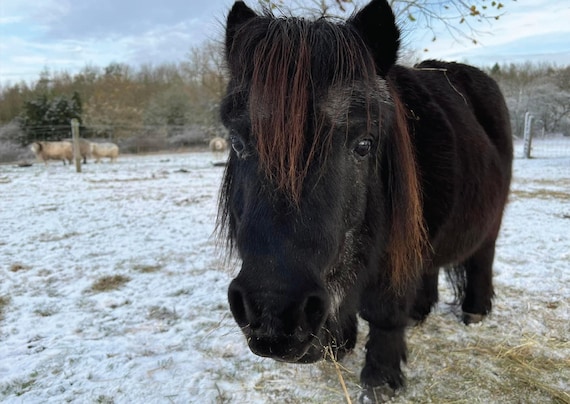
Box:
[0,15,23,24]
[29,0,71,26]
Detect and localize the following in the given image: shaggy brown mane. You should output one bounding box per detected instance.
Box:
[384,89,428,290]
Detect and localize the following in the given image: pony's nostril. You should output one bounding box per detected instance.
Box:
[303,294,328,328]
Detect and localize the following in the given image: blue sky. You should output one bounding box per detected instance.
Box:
[1,0,569,86]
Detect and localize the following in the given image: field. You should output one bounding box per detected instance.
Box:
[0,149,568,403]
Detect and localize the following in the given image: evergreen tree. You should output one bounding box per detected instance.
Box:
[18,93,83,145]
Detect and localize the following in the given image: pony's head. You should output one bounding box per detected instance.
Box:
[219,0,425,362]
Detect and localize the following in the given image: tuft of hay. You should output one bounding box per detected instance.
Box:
[90,275,131,292]
[325,346,353,404]
[468,337,570,404]
[409,331,570,404]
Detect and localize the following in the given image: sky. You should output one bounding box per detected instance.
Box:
[0,0,569,86]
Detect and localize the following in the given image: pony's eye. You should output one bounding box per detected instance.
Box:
[354,139,372,157]
[230,135,246,155]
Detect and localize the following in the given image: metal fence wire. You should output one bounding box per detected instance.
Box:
[519,112,570,159]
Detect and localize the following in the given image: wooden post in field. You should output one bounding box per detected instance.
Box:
[523,112,533,159]
[71,118,82,172]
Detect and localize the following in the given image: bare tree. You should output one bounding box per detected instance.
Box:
[182,42,228,134]
[489,63,570,137]
[259,0,510,44]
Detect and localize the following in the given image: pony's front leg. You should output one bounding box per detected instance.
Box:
[359,286,413,402]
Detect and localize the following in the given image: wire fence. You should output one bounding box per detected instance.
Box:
[514,136,570,159]
[4,120,570,163]
[0,123,227,163]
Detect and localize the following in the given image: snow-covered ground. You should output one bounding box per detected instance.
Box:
[0,148,568,403]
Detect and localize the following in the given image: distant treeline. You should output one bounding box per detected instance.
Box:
[0,41,569,162]
[487,62,570,138]
[0,42,226,153]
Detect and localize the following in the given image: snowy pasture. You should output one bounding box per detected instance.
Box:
[0,148,568,403]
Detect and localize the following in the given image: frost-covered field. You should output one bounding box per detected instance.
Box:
[0,149,568,403]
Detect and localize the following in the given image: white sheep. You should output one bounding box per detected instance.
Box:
[91,142,119,163]
[209,137,228,153]
[30,141,73,165]
[63,138,93,163]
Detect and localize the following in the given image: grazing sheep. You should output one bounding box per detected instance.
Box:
[91,142,119,163]
[30,141,73,165]
[209,137,228,162]
[209,137,228,153]
[63,138,92,163]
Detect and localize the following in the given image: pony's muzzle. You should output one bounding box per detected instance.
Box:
[228,278,330,362]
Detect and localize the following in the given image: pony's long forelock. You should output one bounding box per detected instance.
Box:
[249,19,311,203]
[228,16,378,203]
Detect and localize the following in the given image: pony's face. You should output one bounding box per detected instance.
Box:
[221,86,389,363]
[220,0,402,362]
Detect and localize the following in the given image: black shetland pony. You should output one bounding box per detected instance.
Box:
[219,0,512,400]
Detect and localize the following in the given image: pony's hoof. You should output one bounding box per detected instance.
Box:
[462,312,484,325]
[359,384,397,403]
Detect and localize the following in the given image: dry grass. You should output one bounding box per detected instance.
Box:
[0,295,10,322]
[325,346,353,404]
[235,294,569,403]
[85,174,167,184]
[510,189,570,201]
[146,306,179,323]
[514,177,570,188]
[132,264,163,273]
[394,309,570,404]
[489,339,570,403]
[0,371,38,397]
[424,337,570,404]
[89,275,131,292]
[9,263,29,272]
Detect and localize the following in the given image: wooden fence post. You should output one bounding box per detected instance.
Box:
[523,112,533,159]
[71,119,82,172]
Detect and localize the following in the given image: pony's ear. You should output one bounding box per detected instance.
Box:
[225,1,257,55]
[350,0,400,76]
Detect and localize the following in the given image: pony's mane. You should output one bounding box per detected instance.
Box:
[227,14,378,203]
[384,89,427,291]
